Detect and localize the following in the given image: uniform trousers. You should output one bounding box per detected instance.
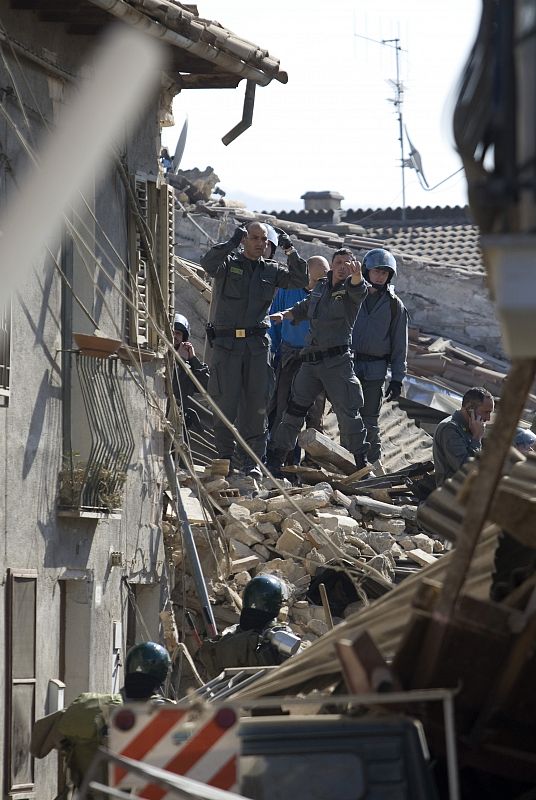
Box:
[273,351,368,458]
[208,340,272,463]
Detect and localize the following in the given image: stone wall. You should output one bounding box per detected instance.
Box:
[175,212,504,358]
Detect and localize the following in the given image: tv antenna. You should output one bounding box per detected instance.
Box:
[382,38,407,218]
[355,34,408,218]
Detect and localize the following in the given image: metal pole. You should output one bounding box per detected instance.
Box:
[394,40,406,220]
[443,695,460,800]
[163,448,218,638]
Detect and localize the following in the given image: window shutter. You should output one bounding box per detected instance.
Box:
[0,299,11,398]
[126,176,150,346]
[158,183,175,330]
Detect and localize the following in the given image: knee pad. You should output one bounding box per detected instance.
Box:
[286,398,311,418]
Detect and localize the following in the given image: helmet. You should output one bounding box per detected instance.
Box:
[125,642,171,684]
[362,248,397,281]
[514,427,536,452]
[243,574,284,617]
[265,225,278,248]
[264,224,278,257]
[173,313,190,340]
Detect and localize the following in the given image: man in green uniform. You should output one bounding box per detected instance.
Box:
[202,222,308,476]
[197,574,301,679]
[31,642,171,797]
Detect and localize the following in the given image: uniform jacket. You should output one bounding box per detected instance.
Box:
[432,409,481,485]
[201,241,308,352]
[290,273,367,353]
[172,353,209,407]
[351,287,408,382]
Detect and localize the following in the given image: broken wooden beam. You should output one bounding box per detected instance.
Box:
[298,428,357,475]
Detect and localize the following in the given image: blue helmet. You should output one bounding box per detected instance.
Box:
[362,248,397,281]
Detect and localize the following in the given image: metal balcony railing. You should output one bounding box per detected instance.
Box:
[60,355,134,511]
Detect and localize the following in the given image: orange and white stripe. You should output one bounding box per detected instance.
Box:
[108,704,240,797]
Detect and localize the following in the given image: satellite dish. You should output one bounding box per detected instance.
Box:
[404,125,429,188]
[172,116,188,174]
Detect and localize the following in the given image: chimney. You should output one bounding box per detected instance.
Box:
[300,190,344,212]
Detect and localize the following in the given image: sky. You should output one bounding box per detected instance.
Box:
[162,0,482,213]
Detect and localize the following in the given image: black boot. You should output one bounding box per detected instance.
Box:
[354,453,369,474]
[266,447,287,478]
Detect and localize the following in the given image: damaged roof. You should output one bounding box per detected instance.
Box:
[25,0,287,87]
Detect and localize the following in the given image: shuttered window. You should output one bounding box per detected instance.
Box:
[0,300,11,400]
[5,570,37,795]
[126,176,175,348]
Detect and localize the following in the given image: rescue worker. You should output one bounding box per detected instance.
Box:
[350,248,409,471]
[432,386,494,485]
[197,574,301,679]
[201,222,308,477]
[171,312,209,432]
[268,256,330,450]
[268,248,370,473]
[31,642,171,796]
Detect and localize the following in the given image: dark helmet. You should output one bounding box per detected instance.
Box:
[362,248,397,281]
[125,642,171,684]
[243,574,284,617]
[173,313,190,340]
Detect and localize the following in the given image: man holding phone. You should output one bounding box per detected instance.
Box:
[432,386,494,485]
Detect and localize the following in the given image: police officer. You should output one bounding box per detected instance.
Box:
[350,248,408,471]
[171,312,209,431]
[268,247,370,472]
[31,642,171,794]
[197,574,301,679]
[201,222,308,476]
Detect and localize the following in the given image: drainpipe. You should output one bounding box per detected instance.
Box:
[222,80,256,146]
[89,0,274,86]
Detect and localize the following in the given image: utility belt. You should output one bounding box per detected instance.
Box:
[301,345,349,363]
[354,351,390,362]
[206,323,267,346]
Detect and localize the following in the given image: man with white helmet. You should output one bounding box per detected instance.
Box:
[171,312,209,434]
[350,248,409,472]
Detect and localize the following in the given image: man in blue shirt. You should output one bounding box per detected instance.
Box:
[268,256,330,443]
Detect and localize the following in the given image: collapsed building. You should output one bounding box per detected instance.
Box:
[161,178,536,796]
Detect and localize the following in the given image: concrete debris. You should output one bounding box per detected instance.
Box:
[168,456,448,647]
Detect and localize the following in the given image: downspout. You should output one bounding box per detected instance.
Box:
[89,0,273,86]
[222,80,256,146]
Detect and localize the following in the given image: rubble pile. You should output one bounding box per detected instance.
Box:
[165,456,445,646]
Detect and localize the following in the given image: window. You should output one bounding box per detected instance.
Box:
[126,176,175,349]
[0,300,11,401]
[5,570,37,795]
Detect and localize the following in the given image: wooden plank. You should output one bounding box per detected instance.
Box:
[353,494,417,520]
[418,359,536,688]
[340,464,374,483]
[407,549,437,567]
[335,631,399,693]
[298,428,356,475]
